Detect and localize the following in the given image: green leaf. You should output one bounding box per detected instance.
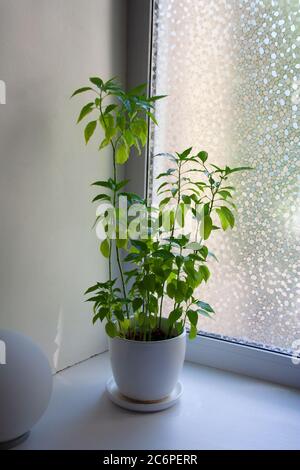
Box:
[148,94,167,101]
[159,197,171,208]
[187,310,198,327]
[128,83,147,95]
[132,137,141,155]
[210,163,223,172]
[131,120,147,147]
[157,181,169,192]
[216,208,229,230]
[120,318,130,332]
[199,265,210,282]
[92,180,114,189]
[99,307,109,321]
[166,282,176,299]
[176,321,184,335]
[196,301,215,313]
[168,308,182,326]
[144,274,156,292]
[184,260,197,281]
[208,250,219,262]
[186,242,203,251]
[197,309,213,319]
[178,147,192,160]
[92,194,111,203]
[119,191,144,204]
[99,137,110,150]
[116,115,126,131]
[175,255,184,269]
[105,321,117,338]
[100,114,115,140]
[77,102,94,123]
[103,76,119,91]
[198,151,208,163]
[225,166,253,175]
[149,295,158,314]
[221,206,235,228]
[222,186,236,191]
[100,239,110,258]
[92,314,101,324]
[216,206,235,230]
[150,315,157,328]
[218,190,232,200]
[71,86,93,98]
[84,120,97,144]
[114,310,125,322]
[84,284,98,295]
[175,280,187,303]
[89,77,103,88]
[137,312,146,327]
[131,239,148,251]
[104,104,118,115]
[199,245,209,259]
[116,179,130,191]
[116,139,129,164]
[116,237,127,249]
[162,210,175,231]
[151,250,174,261]
[176,203,185,227]
[132,298,143,312]
[182,195,191,204]
[124,252,140,262]
[86,295,101,303]
[189,325,197,340]
[124,129,135,147]
[156,168,176,179]
[146,111,158,126]
[201,214,212,240]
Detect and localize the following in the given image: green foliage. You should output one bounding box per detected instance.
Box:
[72,76,252,341]
[116,138,129,164]
[84,120,97,144]
[100,239,110,258]
[72,76,162,159]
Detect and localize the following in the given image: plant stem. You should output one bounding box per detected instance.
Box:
[111,142,129,319]
[99,94,113,290]
[99,94,129,320]
[159,159,182,331]
[108,241,112,283]
[158,293,164,329]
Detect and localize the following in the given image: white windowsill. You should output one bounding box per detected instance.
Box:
[16,352,300,450]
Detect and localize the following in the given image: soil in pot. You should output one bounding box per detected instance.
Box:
[125,327,177,341]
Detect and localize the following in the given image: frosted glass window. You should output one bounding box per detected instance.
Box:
[149,0,300,354]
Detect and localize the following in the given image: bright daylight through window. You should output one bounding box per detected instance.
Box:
[149,0,300,354]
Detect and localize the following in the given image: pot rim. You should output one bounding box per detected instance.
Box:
[109,327,186,345]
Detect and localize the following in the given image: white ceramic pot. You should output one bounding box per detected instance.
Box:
[108,326,186,402]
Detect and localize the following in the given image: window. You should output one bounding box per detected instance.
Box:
[148,0,300,359]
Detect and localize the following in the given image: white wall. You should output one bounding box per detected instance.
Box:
[0,0,127,371]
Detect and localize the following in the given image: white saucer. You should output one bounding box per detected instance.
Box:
[106,377,183,413]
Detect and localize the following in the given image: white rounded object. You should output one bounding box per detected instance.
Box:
[108,328,186,402]
[106,377,183,412]
[0,329,53,443]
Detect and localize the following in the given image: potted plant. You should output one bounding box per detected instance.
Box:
[72,77,251,404]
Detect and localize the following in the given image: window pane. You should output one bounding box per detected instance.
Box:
[149,0,300,354]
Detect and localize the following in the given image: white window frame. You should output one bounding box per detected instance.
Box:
[186,334,300,389]
[125,0,300,390]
